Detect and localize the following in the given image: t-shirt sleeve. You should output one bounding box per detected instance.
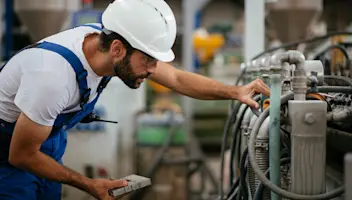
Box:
[14,70,70,126]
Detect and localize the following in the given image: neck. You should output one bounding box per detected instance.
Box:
[82,34,114,77]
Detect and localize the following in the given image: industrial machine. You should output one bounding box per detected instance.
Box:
[219,35,352,200]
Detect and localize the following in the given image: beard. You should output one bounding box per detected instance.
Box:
[113,55,139,89]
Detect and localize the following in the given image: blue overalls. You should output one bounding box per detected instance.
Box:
[0,24,110,200]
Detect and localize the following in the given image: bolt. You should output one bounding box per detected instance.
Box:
[304,113,316,124]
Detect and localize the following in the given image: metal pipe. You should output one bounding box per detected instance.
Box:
[287,50,307,100]
[247,115,258,197]
[248,91,344,200]
[260,57,271,109]
[269,62,282,200]
[241,107,253,153]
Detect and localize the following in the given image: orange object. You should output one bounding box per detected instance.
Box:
[148,80,171,93]
[263,99,270,110]
[307,93,325,101]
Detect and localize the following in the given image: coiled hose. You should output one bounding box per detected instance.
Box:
[247,92,344,200]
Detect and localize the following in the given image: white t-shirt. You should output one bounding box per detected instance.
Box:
[0,24,104,126]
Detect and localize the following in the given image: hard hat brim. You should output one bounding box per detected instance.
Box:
[146,49,175,63]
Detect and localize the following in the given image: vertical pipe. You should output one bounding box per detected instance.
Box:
[4,0,13,60]
[182,0,195,135]
[269,68,281,200]
[244,0,265,62]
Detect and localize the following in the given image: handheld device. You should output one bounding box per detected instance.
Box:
[108,174,152,197]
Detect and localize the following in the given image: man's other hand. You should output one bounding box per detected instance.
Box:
[88,178,128,200]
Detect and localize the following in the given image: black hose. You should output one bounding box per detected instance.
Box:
[247,92,345,200]
[251,31,352,60]
[220,102,242,199]
[229,104,248,187]
[229,96,261,189]
[226,177,240,200]
[239,148,249,200]
[313,44,351,71]
[253,158,291,200]
[323,75,352,87]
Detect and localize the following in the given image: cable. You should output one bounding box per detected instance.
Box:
[253,158,291,200]
[247,92,344,200]
[323,75,352,87]
[226,177,240,200]
[313,44,351,71]
[239,148,249,200]
[315,86,352,94]
[220,102,242,200]
[229,96,261,190]
[229,104,247,187]
[251,31,352,61]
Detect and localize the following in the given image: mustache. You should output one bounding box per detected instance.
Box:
[139,72,151,79]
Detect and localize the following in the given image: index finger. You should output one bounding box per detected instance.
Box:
[257,81,270,96]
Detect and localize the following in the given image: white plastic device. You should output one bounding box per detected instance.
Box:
[108,174,152,197]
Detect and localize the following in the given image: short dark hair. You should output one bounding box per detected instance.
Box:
[99,30,134,55]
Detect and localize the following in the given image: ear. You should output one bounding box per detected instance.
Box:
[110,39,127,59]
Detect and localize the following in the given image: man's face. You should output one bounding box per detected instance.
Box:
[114,50,157,89]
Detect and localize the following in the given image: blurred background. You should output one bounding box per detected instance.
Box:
[1,0,352,199]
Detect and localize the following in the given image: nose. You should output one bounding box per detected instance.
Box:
[147,62,157,74]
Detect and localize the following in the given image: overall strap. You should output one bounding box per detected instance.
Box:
[35,41,91,108]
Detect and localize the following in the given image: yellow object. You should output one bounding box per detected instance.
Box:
[148,80,171,93]
[330,36,346,73]
[193,29,225,63]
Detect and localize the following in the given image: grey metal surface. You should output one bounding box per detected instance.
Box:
[344,153,352,200]
[14,0,70,42]
[288,100,327,195]
[266,0,322,43]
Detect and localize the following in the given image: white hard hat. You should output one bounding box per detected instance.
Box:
[101,0,177,62]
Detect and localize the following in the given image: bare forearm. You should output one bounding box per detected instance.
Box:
[13,151,92,193]
[175,71,238,100]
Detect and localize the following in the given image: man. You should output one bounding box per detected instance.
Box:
[0,0,269,200]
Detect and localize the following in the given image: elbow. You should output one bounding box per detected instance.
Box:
[8,151,30,168]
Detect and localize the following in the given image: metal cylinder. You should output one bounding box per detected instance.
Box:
[256,116,270,200]
[247,115,258,197]
[288,100,327,195]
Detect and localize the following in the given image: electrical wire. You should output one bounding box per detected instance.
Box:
[312,44,351,71]
[247,92,344,200]
[323,75,352,87]
[229,104,248,187]
[239,147,249,200]
[220,102,242,200]
[251,31,352,61]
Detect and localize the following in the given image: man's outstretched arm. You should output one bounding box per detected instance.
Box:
[9,113,127,199]
[149,62,270,108]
